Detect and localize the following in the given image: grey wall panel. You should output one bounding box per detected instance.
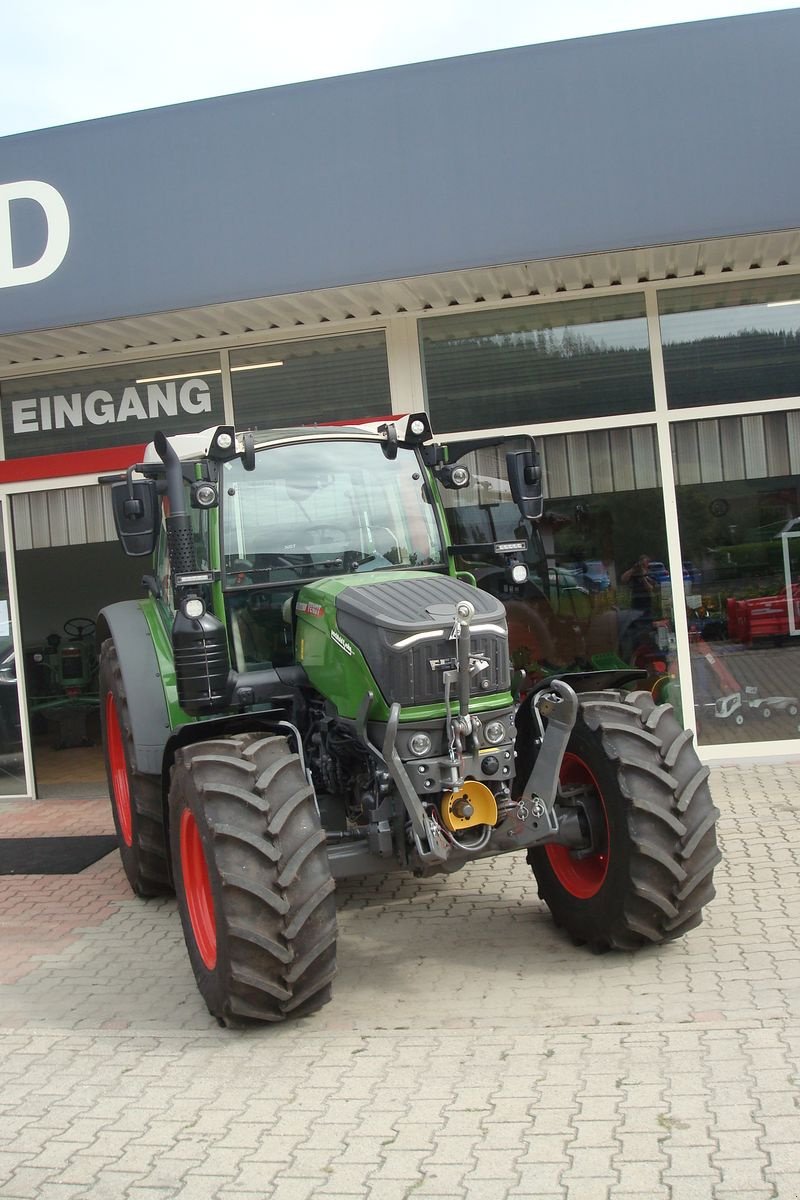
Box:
[2,10,800,337]
[65,487,89,545]
[631,427,660,490]
[609,428,635,493]
[788,411,800,476]
[764,411,791,479]
[742,414,768,480]
[11,485,118,550]
[541,437,569,500]
[29,493,51,549]
[696,419,724,484]
[566,433,591,497]
[587,430,613,495]
[720,417,745,480]
[672,424,700,486]
[11,495,32,551]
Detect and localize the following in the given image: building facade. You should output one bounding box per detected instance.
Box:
[0,10,799,796]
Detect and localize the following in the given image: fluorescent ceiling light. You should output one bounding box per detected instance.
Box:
[136,360,283,384]
[766,300,800,308]
[231,360,284,372]
[136,368,222,383]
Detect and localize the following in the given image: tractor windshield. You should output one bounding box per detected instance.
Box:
[221,436,446,586]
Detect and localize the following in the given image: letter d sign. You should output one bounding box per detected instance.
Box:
[0,180,70,289]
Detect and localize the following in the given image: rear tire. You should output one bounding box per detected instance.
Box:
[169,732,337,1025]
[99,638,171,896]
[527,690,720,951]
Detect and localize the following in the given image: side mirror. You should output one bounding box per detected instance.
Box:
[110,478,161,557]
[506,449,543,521]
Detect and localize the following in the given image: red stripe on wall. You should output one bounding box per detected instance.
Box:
[0,416,402,485]
[0,444,147,485]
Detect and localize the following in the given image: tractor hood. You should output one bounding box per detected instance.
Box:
[295,572,510,718]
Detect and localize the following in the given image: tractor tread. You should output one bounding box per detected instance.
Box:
[169,731,337,1026]
[527,688,719,954]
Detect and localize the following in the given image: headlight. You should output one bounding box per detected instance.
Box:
[484,720,506,745]
[182,597,206,620]
[408,732,433,757]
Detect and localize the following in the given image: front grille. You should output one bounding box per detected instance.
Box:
[380,632,509,708]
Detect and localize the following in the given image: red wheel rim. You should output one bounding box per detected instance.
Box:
[105,693,132,848]
[180,809,217,970]
[545,751,609,899]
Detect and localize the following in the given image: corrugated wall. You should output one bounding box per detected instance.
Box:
[11,486,117,551]
[671,411,800,486]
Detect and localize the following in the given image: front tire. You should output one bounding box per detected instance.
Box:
[528,690,720,951]
[169,732,337,1025]
[99,639,171,897]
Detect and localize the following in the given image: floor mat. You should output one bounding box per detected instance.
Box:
[0,836,118,875]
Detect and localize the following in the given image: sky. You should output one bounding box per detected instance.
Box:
[1,0,798,139]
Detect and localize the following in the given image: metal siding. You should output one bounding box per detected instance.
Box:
[631,427,660,490]
[46,491,69,547]
[84,487,109,543]
[101,486,118,542]
[764,411,791,479]
[542,436,570,500]
[696,419,724,484]
[65,488,89,545]
[8,485,118,549]
[587,429,613,494]
[742,414,768,480]
[672,424,700,486]
[29,493,51,549]
[609,427,635,493]
[11,495,32,551]
[788,410,800,475]
[566,433,591,497]
[719,416,745,480]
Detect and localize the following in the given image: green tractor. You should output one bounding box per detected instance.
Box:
[98,415,720,1027]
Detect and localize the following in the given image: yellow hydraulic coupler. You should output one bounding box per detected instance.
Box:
[440,780,498,832]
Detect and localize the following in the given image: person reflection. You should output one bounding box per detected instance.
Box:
[622,555,656,619]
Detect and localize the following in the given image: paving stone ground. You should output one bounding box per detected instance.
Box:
[0,762,799,1198]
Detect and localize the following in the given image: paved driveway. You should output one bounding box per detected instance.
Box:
[1,762,799,1198]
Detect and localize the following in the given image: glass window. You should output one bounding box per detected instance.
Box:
[230,332,391,430]
[221,436,445,586]
[440,432,676,704]
[672,415,800,746]
[0,352,225,461]
[659,275,800,409]
[420,293,654,434]
[0,510,26,794]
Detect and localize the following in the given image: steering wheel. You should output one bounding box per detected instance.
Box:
[64,617,96,640]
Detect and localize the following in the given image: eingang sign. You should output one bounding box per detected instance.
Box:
[0,354,225,462]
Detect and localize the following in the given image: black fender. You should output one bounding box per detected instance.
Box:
[513,669,647,794]
[97,601,171,778]
[527,668,647,698]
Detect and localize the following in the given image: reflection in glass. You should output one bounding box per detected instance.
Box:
[659,275,800,409]
[441,437,676,705]
[230,333,391,430]
[673,416,800,745]
[421,293,654,433]
[0,509,26,794]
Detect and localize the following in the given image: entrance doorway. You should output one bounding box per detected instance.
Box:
[11,485,143,798]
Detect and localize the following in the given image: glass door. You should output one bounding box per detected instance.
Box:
[0,500,28,795]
